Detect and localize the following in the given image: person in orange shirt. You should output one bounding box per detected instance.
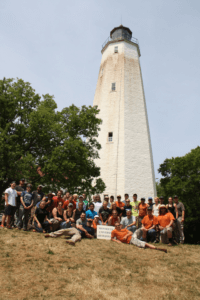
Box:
[141,207,158,242]
[63,195,76,210]
[92,215,102,237]
[52,190,64,208]
[108,210,120,226]
[157,205,175,246]
[115,195,125,211]
[138,197,148,228]
[111,222,167,253]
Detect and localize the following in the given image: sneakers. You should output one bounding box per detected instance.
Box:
[44,234,50,238]
[0,224,4,228]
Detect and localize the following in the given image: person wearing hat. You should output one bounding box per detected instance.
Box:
[141,207,158,242]
[99,201,110,225]
[159,196,165,205]
[17,184,34,231]
[173,195,185,244]
[147,197,155,210]
[138,198,148,228]
[76,195,87,211]
[111,222,167,253]
[115,195,125,210]
[157,205,175,246]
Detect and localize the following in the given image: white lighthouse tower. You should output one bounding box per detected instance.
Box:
[93,25,156,200]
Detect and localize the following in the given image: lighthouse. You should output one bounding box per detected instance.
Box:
[93,25,156,200]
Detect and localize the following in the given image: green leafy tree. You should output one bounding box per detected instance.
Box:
[158,147,200,244]
[0,78,105,199]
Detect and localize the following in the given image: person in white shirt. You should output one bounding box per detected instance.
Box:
[1,182,18,229]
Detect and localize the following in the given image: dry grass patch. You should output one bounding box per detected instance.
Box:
[0,229,200,300]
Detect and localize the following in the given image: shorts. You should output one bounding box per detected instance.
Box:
[130,236,146,248]
[4,205,16,216]
[160,227,173,244]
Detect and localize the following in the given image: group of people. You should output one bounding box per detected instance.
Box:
[0,179,185,252]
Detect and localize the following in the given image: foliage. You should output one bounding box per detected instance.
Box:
[0,78,105,198]
[158,146,200,244]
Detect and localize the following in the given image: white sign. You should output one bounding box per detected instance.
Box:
[97,225,115,240]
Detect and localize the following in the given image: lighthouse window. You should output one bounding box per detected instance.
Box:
[108,132,113,142]
[111,82,116,91]
[114,46,118,53]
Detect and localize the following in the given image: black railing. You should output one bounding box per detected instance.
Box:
[102,36,139,50]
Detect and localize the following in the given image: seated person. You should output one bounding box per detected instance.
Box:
[99,201,110,225]
[141,207,158,242]
[76,195,87,211]
[76,212,87,228]
[92,215,102,235]
[33,201,52,233]
[121,210,136,233]
[111,222,167,253]
[86,203,97,219]
[115,195,125,211]
[60,203,75,229]
[77,219,95,239]
[63,195,76,210]
[108,210,120,226]
[45,227,82,246]
[122,199,132,217]
[110,202,122,218]
[157,205,175,246]
[50,201,64,231]
[73,203,86,223]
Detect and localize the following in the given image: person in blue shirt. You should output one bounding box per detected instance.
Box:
[86,203,97,219]
[17,184,34,230]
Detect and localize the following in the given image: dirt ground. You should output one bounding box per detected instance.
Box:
[0,228,200,300]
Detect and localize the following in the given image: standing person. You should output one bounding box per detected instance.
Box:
[115,195,125,211]
[130,193,139,227]
[111,222,167,253]
[104,196,110,208]
[173,195,185,244]
[1,182,18,229]
[123,193,129,205]
[166,197,176,218]
[76,195,87,211]
[33,201,52,233]
[93,195,102,214]
[159,196,165,205]
[109,195,115,207]
[13,179,25,226]
[82,193,88,206]
[153,197,160,217]
[121,210,136,233]
[138,198,148,228]
[63,191,70,201]
[61,203,75,229]
[157,205,175,246]
[99,201,110,225]
[108,210,120,226]
[32,185,44,206]
[17,184,34,231]
[52,190,64,208]
[63,195,76,210]
[141,207,158,242]
[86,203,97,219]
[122,199,132,217]
[147,197,154,210]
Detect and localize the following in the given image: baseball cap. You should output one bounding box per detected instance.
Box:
[160,204,167,209]
[20,178,25,181]
[148,197,153,200]
[79,195,83,198]
[68,203,73,207]
[94,215,99,218]
[147,206,152,210]
[141,197,145,201]
[117,195,121,198]
[174,195,178,198]
[159,196,164,199]
[27,184,32,188]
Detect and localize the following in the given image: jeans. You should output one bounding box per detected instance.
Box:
[34,221,50,233]
[127,225,137,233]
[17,206,31,229]
[147,229,156,242]
[60,221,71,229]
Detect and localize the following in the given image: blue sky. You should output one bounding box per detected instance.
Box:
[0,0,200,179]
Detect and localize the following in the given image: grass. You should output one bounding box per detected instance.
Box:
[0,229,200,300]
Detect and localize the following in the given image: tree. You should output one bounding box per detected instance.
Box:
[158,147,200,244]
[0,78,106,198]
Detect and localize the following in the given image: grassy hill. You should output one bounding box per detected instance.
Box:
[0,229,200,300]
